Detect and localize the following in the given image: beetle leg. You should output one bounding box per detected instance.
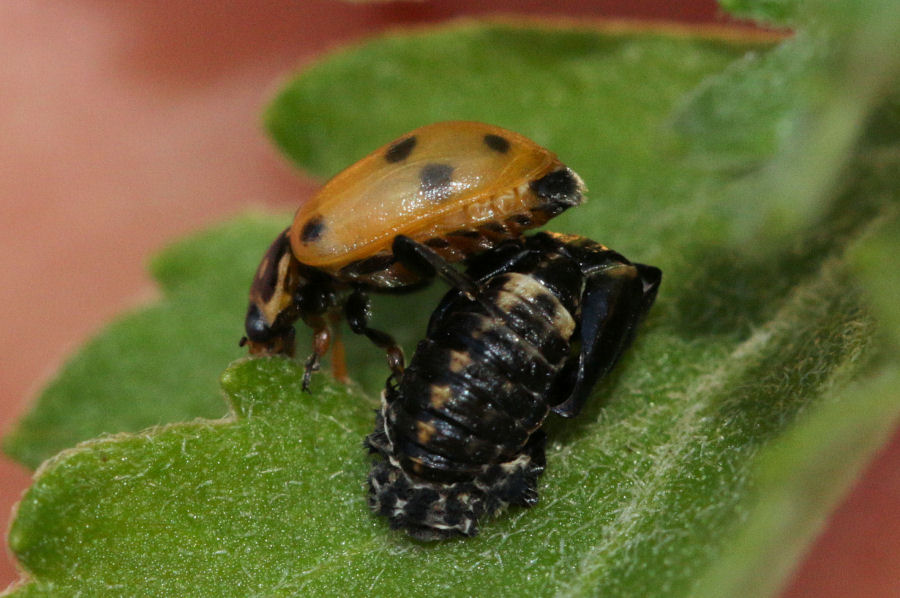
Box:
[551,258,661,418]
[302,315,332,392]
[345,289,406,380]
[302,353,319,391]
[392,235,518,325]
[392,235,479,301]
[328,310,350,384]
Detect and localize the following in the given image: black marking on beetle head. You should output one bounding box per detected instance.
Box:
[529,168,581,206]
[385,136,417,163]
[244,303,271,342]
[300,215,325,243]
[250,230,292,304]
[483,134,510,153]
[419,163,455,203]
[254,256,277,303]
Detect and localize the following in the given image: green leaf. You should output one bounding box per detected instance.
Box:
[5,15,900,598]
[0,212,450,469]
[684,0,900,245]
[1,277,878,597]
[2,216,281,469]
[692,364,900,598]
[6,23,762,467]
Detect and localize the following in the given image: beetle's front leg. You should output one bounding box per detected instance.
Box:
[301,314,333,391]
[241,227,304,356]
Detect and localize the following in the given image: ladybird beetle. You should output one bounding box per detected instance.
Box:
[242,121,585,389]
[365,232,661,539]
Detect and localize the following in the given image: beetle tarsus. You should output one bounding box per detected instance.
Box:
[386,345,405,378]
[302,353,320,393]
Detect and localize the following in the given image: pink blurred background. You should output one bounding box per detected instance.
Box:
[1,1,897,595]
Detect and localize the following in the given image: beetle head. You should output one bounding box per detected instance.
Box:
[241,229,337,356]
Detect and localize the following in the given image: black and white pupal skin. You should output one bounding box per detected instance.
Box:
[366,232,661,539]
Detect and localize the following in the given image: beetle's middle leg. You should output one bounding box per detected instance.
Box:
[345,289,405,381]
[392,235,479,300]
[392,235,514,324]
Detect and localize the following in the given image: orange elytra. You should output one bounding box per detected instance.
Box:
[242,120,585,390]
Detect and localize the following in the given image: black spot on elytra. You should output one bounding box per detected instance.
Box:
[425,237,450,248]
[420,163,455,202]
[385,136,417,163]
[530,168,580,204]
[300,216,325,243]
[483,134,510,153]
